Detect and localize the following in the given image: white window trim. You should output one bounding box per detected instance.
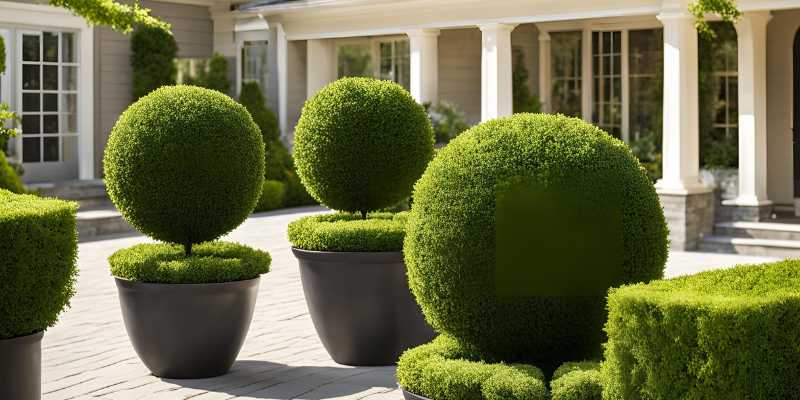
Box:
[0,0,94,180]
[538,16,661,142]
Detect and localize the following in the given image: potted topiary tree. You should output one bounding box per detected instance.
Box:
[104,85,270,379]
[288,77,436,366]
[396,113,669,399]
[0,190,78,400]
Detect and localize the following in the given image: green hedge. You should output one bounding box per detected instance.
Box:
[293,77,434,214]
[288,212,408,252]
[239,81,279,143]
[131,24,176,100]
[109,241,270,284]
[397,335,548,400]
[0,152,25,194]
[0,190,77,339]
[104,86,264,252]
[255,180,286,212]
[405,113,668,369]
[602,260,800,399]
[551,362,602,400]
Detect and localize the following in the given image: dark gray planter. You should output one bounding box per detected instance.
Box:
[114,277,259,379]
[0,331,43,400]
[292,248,436,366]
[402,387,432,400]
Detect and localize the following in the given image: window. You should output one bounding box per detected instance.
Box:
[337,43,372,78]
[550,31,582,117]
[336,38,410,90]
[699,22,738,168]
[19,31,78,164]
[592,31,622,137]
[628,29,663,141]
[241,40,269,92]
[379,39,409,89]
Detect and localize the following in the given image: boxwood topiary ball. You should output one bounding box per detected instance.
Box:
[293,77,434,213]
[104,85,265,247]
[404,113,668,368]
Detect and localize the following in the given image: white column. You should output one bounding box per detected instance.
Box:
[726,12,772,206]
[538,31,551,113]
[655,12,706,194]
[407,29,440,104]
[275,23,289,139]
[78,25,94,180]
[306,39,337,98]
[479,23,516,121]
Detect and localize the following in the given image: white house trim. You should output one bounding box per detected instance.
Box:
[479,23,515,121]
[275,22,289,138]
[407,29,439,104]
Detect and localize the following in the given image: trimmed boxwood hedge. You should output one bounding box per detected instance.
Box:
[602,260,800,400]
[404,113,668,368]
[551,362,602,400]
[288,212,408,252]
[293,77,434,214]
[104,85,264,253]
[397,335,548,400]
[109,242,271,284]
[255,180,286,212]
[0,190,78,339]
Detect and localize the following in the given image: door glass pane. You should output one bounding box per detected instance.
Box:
[592,31,622,137]
[62,66,77,90]
[43,65,58,90]
[629,29,663,141]
[22,65,40,90]
[62,33,76,63]
[23,93,40,112]
[22,138,40,162]
[22,35,40,62]
[43,32,59,62]
[550,31,582,117]
[699,22,738,168]
[22,115,40,134]
[43,93,58,112]
[43,137,59,161]
[241,40,268,93]
[43,115,58,133]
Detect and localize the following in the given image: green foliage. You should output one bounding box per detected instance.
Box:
[104,86,264,254]
[602,260,800,400]
[131,24,177,100]
[284,171,318,207]
[405,113,668,369]
[239,82,279,142]
[50,0,168,34]
[109,242,270,284]
[0,35,5,74]
[0,153,26,194]
[187,53,231,94]
[425,101,469,144]
[551,362,603,400]
[255,180,286,212]
[0,190,77,339]
[294,77,434,214]
[629,135,662,182]
[689,0,740,39]
[397,335,548,400]
[512,46,541,114]
[288,212,408,252]
[266,140,293,181]
[0,102,20,148]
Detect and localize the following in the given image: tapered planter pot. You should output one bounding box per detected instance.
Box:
[114,277,260,378]
[0,331,43,400]
[402,388,432,400]
[293,249,435,366]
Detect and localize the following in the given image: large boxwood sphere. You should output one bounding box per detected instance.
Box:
[293,77,434,213]
[104,86,264,246]
[404,113,668,367]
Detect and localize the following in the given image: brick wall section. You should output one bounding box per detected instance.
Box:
[659,191,714,250]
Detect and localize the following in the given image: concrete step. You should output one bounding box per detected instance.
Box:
[29,179,109,209]
[77,206,136,241]
[699,235,800,258]
[714,221,800,241]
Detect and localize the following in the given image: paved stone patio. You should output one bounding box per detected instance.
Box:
[43,206,779,399]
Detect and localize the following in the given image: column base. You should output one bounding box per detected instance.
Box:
[719,198,774,222]
[658,189,714,251]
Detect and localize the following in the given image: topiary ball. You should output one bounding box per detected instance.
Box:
[104,85,265,247]
[293,77,434,213]
[404,113,668,368]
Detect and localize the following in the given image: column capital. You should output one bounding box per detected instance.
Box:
[478,23,517,33]
[735,11,772,32]
[538,31,551,42]
[406,28,440,38]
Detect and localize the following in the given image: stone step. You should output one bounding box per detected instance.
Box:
[714,221,800,241]
[29,179,109,209]
[699,235,800,258]
[76,206,136,241]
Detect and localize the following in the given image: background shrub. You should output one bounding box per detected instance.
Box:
[602,260,800,400]
[289,212,408,252]
[104,86,264,254]
[239,82,279,142]
[425,101,469,144]
[109,242,270,284]
[0,190,77,339]
[293,77,434,214]
[551,362,603,400]
[405,113,667,370]
[255,180,286,212]
[131,24,177,100]
[185,52,231,95]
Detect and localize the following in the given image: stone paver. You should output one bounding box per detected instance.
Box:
[43,206,780,399]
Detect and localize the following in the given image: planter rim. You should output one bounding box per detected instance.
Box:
[0,330,44,344]
[114,276,260,289]
[400,387,433,400]
[292,247,403,263]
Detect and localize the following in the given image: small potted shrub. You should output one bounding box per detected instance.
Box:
[0,190,77,399]
[104,85,270,379]
[397,113,668,399]
[288,77,436,366]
